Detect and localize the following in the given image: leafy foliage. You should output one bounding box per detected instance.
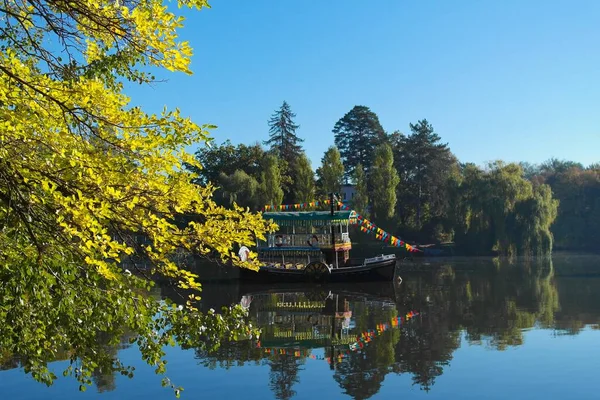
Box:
[216,170,261,210]
[351,163,369,216]
[259,155,284,207]
[390,120,455,229]
[316,146,345,197]
[370,143,399,222]
[450,162,558,255]
[187,140,265,186]
[333,106,385,179]
[0,0,274,392]
[291,153,315,204]
[531,163,600,252]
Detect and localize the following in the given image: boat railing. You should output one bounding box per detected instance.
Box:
[263,233,349,248]
[341,232,350,243]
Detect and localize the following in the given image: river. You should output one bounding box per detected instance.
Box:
[2,253,600,399]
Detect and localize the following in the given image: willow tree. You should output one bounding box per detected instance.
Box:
[511,184,559,256]
[217,170,261,210]
[0,0,274,394]
[451,162,558,256]
[370,143,399,222]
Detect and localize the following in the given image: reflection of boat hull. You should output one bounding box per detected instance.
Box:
[241,257,397,283]
[239,281,399,301]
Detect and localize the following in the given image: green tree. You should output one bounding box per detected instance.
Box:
[351,163,370,216]
[370,144,399,222]
[260,155,285,207]
[539,158,584,175]
[316,146,345,197]
[450,162,558,255]
[391,120,454,229]
[217,170,261,210]
[0,0,274,393]
[291,153,316,203]
[534,166,600,251]
[187,140,265,185]
[264,101,303,164]
[333,106,386,179]
[511,184,559,256]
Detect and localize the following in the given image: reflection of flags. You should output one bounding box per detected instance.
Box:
[240,295,252,309]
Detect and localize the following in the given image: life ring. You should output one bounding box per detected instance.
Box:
[238,246,250,262]
[275,235,284,247]
[306,235,319,247]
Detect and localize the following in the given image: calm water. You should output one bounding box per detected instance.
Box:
[2,254,600,399]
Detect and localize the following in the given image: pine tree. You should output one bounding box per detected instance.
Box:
[264,101,303,164]
[392,119,453,228]
[333,105,386,180]
[370,143,399,222]
[291,153,316,203]
[351,163,369,216]
[316,146,345,196]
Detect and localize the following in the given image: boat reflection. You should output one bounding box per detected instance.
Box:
[243,288,418,363]
[196,283,419,399]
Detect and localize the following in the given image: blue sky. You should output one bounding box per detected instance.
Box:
[126,0,600,168]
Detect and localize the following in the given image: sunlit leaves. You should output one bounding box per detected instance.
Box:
[0,0,274,393]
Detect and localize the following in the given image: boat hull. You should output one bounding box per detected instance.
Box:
[240,257,397,283]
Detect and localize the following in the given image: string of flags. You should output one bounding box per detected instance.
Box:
[262,200,421,252]
[337,203,422,253]
[256,310,420,364]
[263,200,333,212]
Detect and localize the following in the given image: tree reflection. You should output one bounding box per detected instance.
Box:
[333,299,400,399]
[268,353,303,400]
[194,257,595,399]
[7,256,599,398]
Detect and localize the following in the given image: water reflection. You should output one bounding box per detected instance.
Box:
[198,285,412,400]
[194,257,600,399]
[2,256,600,399]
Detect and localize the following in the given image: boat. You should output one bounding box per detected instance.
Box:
[239,287,399,351]
[239,203,397,283]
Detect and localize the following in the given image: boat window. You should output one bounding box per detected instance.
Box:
[295,225,307,234]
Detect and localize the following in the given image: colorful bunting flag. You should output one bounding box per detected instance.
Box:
[262,200,422,252]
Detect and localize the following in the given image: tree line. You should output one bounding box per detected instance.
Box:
[189,102,599,256]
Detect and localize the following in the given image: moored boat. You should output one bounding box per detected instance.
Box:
[240,202,397,283]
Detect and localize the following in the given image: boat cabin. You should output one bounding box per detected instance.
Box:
[258,210,357,270]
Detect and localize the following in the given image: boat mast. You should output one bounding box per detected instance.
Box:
[329,192,338,268]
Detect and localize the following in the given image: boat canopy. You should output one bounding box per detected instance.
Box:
[263,210,357,226]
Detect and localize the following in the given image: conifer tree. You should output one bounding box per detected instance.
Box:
[333,105,386,179]
[392,119,453,228]
[264,101,303,164]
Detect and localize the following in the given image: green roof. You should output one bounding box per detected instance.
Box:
[262,210,355,222]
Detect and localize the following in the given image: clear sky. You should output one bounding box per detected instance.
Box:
[126,0,600,168]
